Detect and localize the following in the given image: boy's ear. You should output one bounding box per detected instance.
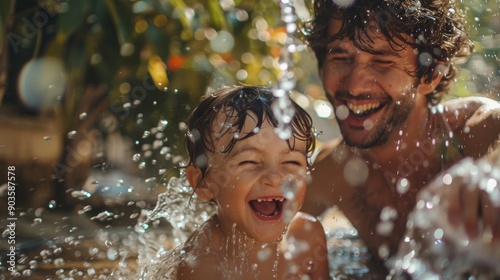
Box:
[418,63,448,95]
[185,165,215,201]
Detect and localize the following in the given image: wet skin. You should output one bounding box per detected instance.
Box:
[181,113,330,279]
[191,113,309,243]
[302,18,500,265]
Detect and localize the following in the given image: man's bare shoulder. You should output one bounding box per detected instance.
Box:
[314,137,345,164]
[442,96,500,129]
[302,138,347,216]
[442,96,500,157]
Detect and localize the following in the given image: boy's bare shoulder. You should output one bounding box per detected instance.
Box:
[288,212,326,240]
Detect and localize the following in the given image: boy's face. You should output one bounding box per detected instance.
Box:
[205,112,308,242]
[321,18,430,148]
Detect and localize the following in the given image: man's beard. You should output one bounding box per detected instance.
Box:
[329,89,416,149]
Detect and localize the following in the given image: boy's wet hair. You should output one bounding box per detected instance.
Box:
[185,85,316,177]
[303,0,474,105]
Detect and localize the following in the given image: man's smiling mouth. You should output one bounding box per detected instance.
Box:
[345,100,387,118]
[347,101,384,115]
[249,198,285,218]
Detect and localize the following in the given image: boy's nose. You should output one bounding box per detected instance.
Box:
[261,168,284,188]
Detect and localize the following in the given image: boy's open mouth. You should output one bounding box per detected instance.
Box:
[249,198,285,218]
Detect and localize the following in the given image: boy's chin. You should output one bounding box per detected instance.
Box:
[250,226,287,243]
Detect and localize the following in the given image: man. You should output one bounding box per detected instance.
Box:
[301,0,500,268]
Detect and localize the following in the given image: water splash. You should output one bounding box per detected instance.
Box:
[272,0,300,140]
[388,157,500,279]
[133,176,216,275]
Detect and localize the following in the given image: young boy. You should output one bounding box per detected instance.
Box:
[142,85,330,279]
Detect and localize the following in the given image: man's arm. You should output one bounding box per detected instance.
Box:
[439,96,500,241]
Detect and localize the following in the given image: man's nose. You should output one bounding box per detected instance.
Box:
[342,62,378,96]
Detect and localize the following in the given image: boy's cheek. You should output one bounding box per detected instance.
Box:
[296,182,307,203]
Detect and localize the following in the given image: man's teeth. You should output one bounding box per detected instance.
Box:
[347,102,381,114]
[256,198,284,202]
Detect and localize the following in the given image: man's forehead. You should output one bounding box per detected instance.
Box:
[326,18,412,51]
[327,17,383,40]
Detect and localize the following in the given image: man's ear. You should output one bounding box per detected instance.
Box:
[185,165,215,201]
[418,63,448,95]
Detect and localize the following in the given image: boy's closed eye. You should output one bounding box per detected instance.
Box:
[239,160,258,165]
[283,160,304,166]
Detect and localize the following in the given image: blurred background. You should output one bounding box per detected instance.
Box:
[0,0,498,277]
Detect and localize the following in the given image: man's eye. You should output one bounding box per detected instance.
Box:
[330,56,352,63]
[239,160,257,165]
[374,60,393,65]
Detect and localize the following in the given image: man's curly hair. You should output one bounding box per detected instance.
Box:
[303,0,474,105]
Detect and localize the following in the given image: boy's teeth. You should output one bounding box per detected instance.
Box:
[347,102,380,114]
[256,198,284,202]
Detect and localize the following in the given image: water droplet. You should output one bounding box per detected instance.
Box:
[396,178,410,194]
[67,130,77,139]
[376,221,394,236]
[433,228,444,240]
[48,200,57,209]
[418,52,433,67]
[442,174,452,185]
[71,190,92,200]
[79,112,88,120]
[145,177,156,183]
[107,248,118,260]
[335,105,349,120]
[120,42,135,56]
[332,0,355,7]
[257,247,272,261]
[343,158,369,186]
[138,162,146,169]
[281,175,300,200]
[132,153,141,162]
[363,119,374,131]
[380,206,398,221]
[378,243,390,259]
[157,119,168,131]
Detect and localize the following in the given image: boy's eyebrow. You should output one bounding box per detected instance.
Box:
[226,146,259,158]
[229,145,306,157]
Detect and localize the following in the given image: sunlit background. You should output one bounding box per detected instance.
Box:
[0,0,498,278]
